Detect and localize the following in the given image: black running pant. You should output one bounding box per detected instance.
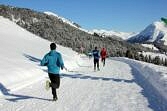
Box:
[101,58,106,66]
[48,73,60,98]
[94,59,99,70]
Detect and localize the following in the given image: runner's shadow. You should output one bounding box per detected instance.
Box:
[61,73,134,83]
[23,53,41,63]
[0,83,51,102]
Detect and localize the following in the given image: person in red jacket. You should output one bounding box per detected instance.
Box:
[100,47,107,66]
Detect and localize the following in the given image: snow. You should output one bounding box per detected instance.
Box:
[141,44,159,51]
[90,29,136,40]
[0,16,167,111]
[44,11,91,34]
[44,11,78,28]
[128,21,167,45]
[113,57,167,110]
[146,21,167,44]
[44,11,135,39]
[0,16,79,92]
[141,51,167,60]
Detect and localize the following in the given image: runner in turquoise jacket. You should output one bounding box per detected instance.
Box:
[41,43,65,101]
[41,50,64,74]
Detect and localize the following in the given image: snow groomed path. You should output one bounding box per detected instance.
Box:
[0,56,165,111]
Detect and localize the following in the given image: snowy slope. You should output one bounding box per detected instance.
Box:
[0,16,167,111]
[128,21,167,45]
[0,16,80,93]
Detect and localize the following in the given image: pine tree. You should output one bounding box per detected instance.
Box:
[148,55,152,63]
[134,53,140,60]
[126,50,134,59]
[145,55,149,62]
[165,58,167,66]
[161,58,164,66]
[154,56,160,65]
[139,53,144,61]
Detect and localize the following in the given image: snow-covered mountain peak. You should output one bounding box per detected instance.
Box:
[146,21,167,34]
[90,29,136,40]
[128,21,167,45]
[153,21,167,34]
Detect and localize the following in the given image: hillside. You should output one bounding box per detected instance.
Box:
[0,5,152,56]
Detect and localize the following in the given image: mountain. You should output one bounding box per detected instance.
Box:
[0,4,152,56]
[89,29,136,40]
[44,11,81,28]
[44,11,135,40]
[44,11,89,33]
[127,21,167,45]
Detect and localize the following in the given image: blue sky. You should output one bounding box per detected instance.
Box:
[0,0,167,32]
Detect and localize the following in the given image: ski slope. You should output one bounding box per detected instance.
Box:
[0,16,167,111]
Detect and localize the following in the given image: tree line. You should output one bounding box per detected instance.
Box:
[125,49,167,66]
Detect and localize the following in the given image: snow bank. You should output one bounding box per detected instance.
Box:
[113,57,167,110]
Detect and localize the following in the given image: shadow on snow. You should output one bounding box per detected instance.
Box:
[60,73,134,83]
[0,83,51,102]
[23,53,41,64]
[0,54,51,102]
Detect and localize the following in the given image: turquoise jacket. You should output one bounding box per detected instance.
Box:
[41,50,64,74]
